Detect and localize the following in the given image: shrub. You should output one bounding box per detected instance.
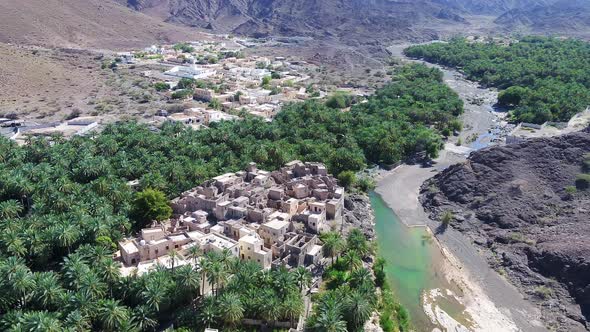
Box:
[441,210,453,225]
[154,82,170,92]
[337,171,356,189]
[575,173,590,190]
[534,286,553,300]
[171,89,193,100]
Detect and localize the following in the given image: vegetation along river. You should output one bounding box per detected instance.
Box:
[371,192,476,331]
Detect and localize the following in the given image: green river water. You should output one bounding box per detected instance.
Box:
[370,191,472,331]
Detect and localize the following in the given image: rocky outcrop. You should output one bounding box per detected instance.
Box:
[421,128,590,331]
[343,194,375,240]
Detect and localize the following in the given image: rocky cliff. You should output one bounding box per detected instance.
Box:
[421,128,590,331]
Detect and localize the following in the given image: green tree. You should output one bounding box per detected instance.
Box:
[218,292,244,326]
[132,189,172,227]
[337,171,356,189]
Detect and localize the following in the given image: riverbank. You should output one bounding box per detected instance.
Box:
[371,44,546,331]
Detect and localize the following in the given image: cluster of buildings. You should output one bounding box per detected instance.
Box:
[1,117,100,144]
[121,38,322,123]
[118,161,344,276]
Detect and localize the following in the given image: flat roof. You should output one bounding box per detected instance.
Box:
[121,241,138,254]
[264,218,289,230]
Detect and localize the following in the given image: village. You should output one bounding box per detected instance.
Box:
[117,161,345,285]
[119,37,328,125]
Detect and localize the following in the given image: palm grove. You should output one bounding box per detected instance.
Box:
[0,64,462,331]
[405,37,590,124]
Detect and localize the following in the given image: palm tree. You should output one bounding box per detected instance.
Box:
[131,305,157,332]
[321,232,344,265]
[198,296,219,328]
[141,282,166,312]
[34,272,65,310]
[167,249,179,273]
[175,264,200,302]
[97,299,130,332]
[218,292,244,326]
[20,311,63,332]
[313,298,347,332]
[293,266,312,293]
[344,290,374,331]
[56,223,81,254]
[186,245,201,267]
[64,310,91,332]
[98,258,121,297]
[349,268,372,289]
[9,264,35,308]
[78,272,107,300]
[375,257,386,273]
[281,292,304,327]
[342,251,362,272]
[346,228,371,258]
[272,267,296,298]
[261,295,282,327]
[0,200,23,219]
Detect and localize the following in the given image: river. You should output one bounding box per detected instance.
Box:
[369,44,543,332]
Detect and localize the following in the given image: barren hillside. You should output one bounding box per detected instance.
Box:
[421,128,590,331]
[0,0,207,49]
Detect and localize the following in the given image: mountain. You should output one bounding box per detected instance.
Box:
[0,0,208,49]
[121,0,471,42]
[495,0,590,39]
[431,0,557,14]
[122,0,590,42]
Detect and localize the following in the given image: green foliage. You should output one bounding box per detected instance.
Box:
[0,63,461,330]
[132,189,172,227]
[575,173,590,190]
[534,285,553,300]
[154,82,171,92]
[209,98,221,110]
[177,78,197,90]
[337,171,356,189]
[405,37,590,124]
[441,210,453,225]
[173,43,194,53]
[171,89,193,100]
[325,92,352,109]
[312,229,379,331]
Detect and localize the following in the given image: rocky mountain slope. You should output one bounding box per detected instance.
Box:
[421,128,590,331]
[122,0,472,42]
[495,0,590,39]
[0,0,208,49]
[123,0,590,41]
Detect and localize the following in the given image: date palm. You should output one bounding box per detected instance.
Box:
[263,296,282,327]
[198,296,219,328]
[321,232,344,265]
[281,292,304,327]
[34,272,66,310]
[0,200,23,220]
[349,267,372,289]
[131,305,157,332]
[313,297,347,332]
[293,266,312,293]
[20,311,63,332]
[218,292,244,326]
[175,264,200,301]
[64,310,91,332]
[342,251,362,272]
[97,299,130,332]
[344,290,374,331]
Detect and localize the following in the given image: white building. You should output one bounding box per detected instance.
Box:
[165,65,217,80]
